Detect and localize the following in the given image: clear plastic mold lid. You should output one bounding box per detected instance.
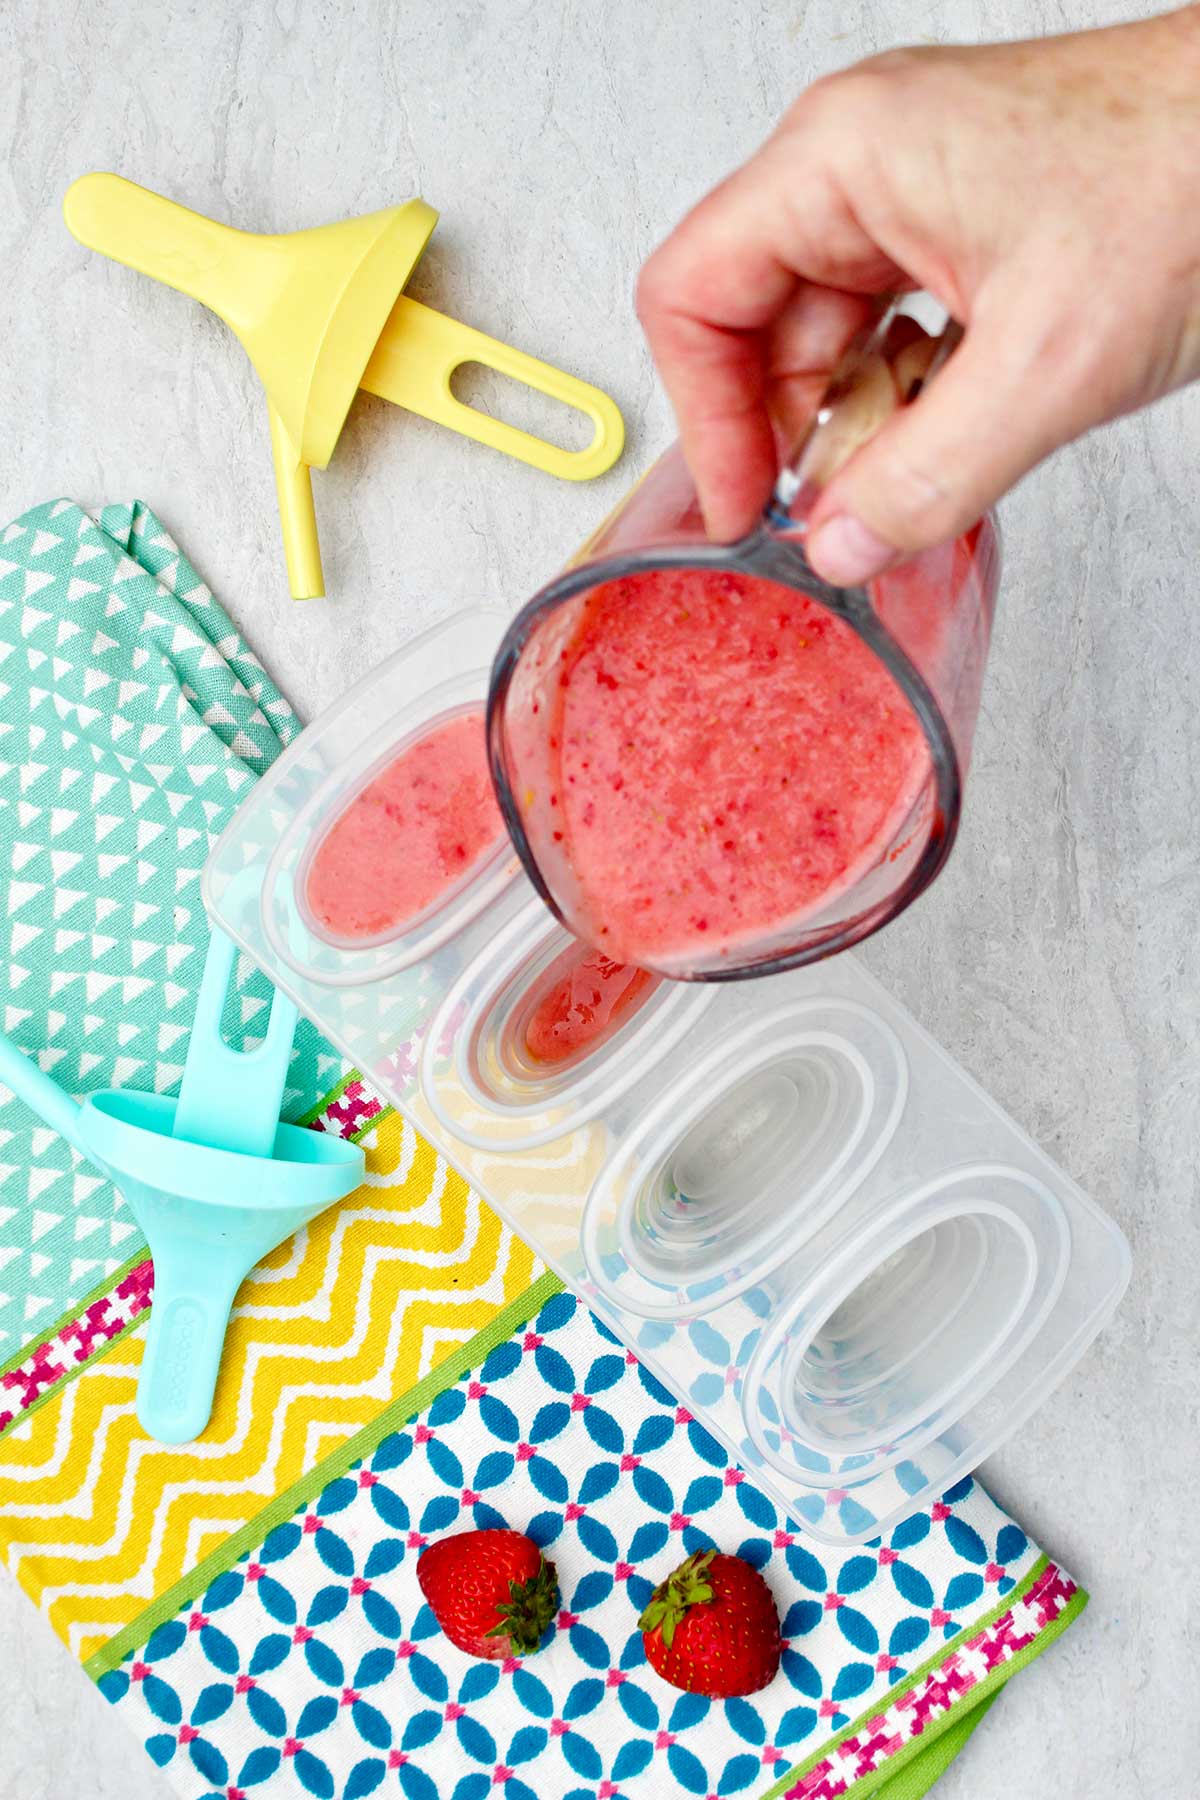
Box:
[572,957,1129,1544]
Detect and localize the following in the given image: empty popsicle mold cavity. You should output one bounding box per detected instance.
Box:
[581,1000,907,1320]
[741,1166,1071,1489]
[261,684,519,988]
[623,1055,859,1286]
[420,899,713,1152]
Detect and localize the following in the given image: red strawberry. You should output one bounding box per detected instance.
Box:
[638,1549,781,1697]
[417,1529,559,1659]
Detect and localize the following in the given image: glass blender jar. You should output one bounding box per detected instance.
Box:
[487,301,999,980]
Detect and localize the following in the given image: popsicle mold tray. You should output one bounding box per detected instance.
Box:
[205,609,1129,1546]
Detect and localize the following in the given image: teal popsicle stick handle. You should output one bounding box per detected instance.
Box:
[136,1242,241,1444]
[0,1028,91,1160]
[173,926,299,1159]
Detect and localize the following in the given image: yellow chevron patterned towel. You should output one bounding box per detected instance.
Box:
[0,502,1086,1800]
[0,500,540,1650]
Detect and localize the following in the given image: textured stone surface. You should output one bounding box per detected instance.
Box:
[1,0,1197,1795]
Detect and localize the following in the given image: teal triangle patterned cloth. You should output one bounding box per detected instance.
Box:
[0,499,339,1356]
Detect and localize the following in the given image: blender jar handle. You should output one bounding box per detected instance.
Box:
[771,303,964,529]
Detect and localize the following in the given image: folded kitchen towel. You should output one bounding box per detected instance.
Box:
[94,1281,1081,1800]
[0,497,330,1366]
[0,501,1086,1800]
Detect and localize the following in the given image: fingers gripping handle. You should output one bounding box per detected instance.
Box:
[774,305,964,526]
[361,295,625,481]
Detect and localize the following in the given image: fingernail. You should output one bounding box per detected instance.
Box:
[807,514,896,587]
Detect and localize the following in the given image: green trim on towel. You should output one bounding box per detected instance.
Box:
[0,1248,148,1383]
[350,1103,393,1142]
[755,1554,1086,1800]
[843,1587,1084,1800]
[83,1268,565,1681]
[294,1067,365,1128]
[862,1689,998,1800]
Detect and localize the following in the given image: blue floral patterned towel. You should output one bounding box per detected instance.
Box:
[97,1281,1084,1800]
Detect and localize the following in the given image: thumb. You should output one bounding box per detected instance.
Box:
[805,304,1096,587]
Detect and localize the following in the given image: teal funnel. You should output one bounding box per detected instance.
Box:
[0,930,364,1444]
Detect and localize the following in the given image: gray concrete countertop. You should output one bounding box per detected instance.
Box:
[1,2,1196,1795]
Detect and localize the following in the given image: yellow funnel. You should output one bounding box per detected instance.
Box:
[64,173,625,599]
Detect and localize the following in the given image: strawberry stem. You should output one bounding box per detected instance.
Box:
[638,1550,716,1650]
[485,1554,560,1655]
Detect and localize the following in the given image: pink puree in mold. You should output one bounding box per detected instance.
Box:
[306,709,504,940]
[521,945,657,1066]
[522,567,930,967]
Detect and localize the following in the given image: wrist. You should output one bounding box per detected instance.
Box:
[1144,4,1200,78]
[1118,5,1200,164]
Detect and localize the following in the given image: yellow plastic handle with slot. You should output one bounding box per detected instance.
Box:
[65,171,626,599]
[65,172,440,602]
[361,295,625,482]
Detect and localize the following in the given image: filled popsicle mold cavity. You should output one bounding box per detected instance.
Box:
[303,706,505,946]
[514,943,658,1072]
[420,900,711,1153]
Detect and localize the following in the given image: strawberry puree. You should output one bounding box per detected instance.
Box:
[519,944,658,1066]
[520,567,930,967]
[306,709,504,941]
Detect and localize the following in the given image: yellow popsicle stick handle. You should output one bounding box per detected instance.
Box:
[64,172,253,323]
[360,295,624,481]
[268,402,324,601]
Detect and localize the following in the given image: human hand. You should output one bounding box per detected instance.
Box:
[636,9,1200,585]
